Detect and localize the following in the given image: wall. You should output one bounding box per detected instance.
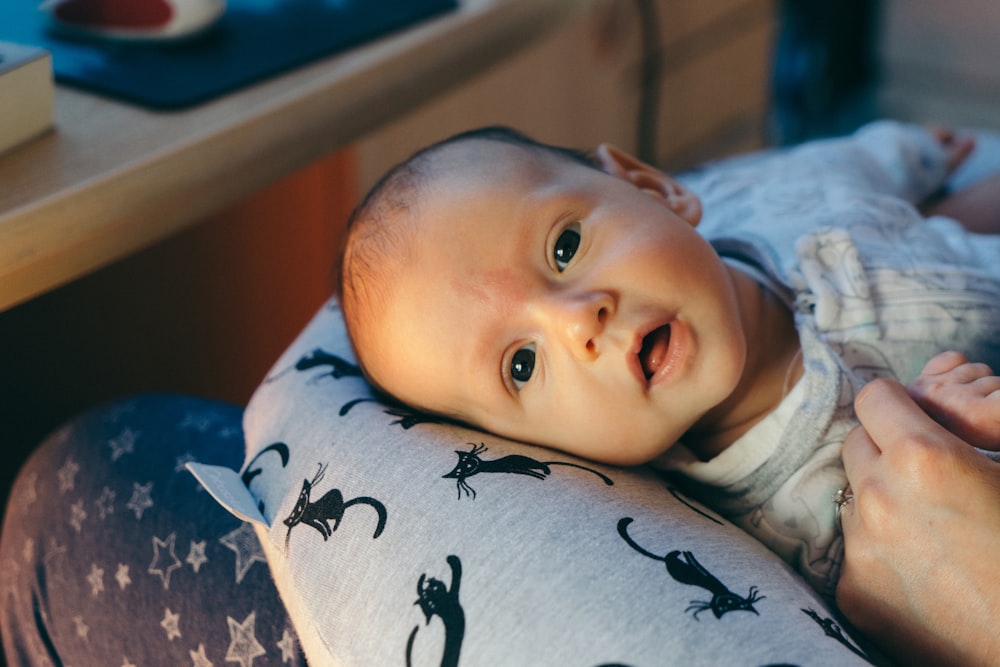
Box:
[878,0,1000,128]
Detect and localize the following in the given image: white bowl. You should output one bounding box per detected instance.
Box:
[42,0,226,42]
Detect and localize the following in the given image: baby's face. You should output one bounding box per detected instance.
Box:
[362,142,748,465]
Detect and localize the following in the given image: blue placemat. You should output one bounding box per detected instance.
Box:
[0,0,458,109]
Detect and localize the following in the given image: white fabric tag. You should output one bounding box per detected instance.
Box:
[187,462,269,526]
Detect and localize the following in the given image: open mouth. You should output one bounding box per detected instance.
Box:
[638,323,672,381]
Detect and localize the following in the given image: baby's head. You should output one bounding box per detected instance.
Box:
[339,128,748,465]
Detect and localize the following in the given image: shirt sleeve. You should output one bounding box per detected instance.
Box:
[690,121,952,277]
[846,120,950,204]
[688,120,950,208]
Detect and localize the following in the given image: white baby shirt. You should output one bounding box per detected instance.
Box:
[655,121,1000,598]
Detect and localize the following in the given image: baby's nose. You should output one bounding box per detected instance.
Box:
[547,290,614,359]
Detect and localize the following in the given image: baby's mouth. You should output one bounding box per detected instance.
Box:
[639,323,672,381]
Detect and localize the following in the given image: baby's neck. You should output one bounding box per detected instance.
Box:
[686,267,802,461]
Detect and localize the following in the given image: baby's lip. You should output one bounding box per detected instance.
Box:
[630,318,677,389]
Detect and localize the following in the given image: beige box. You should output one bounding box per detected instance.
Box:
[0,43,55,156]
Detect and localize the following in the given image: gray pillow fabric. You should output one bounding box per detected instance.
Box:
[193,299,874,666]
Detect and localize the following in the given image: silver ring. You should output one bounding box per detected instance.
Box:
[833,485,854,523]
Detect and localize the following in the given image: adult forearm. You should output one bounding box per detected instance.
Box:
[923,171,1000,235]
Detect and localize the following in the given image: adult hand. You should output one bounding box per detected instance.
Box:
[837,378,1000,666]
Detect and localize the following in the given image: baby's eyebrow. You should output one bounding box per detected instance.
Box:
[483,269,526,316]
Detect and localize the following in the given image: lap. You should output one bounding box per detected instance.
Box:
[0,394,305,666]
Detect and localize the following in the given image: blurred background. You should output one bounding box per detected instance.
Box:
[359,0,1000,183]
[3,0,999,508]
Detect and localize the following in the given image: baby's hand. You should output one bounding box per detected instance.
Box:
[908,351,1000,450]
[927,124,976,177]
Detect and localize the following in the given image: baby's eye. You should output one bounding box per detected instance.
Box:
[510,343,536,389]
[553,222,581,272]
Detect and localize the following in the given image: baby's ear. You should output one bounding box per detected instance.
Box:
[595,144,702,226]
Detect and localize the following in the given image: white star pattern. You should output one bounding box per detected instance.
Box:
[175,452,196,473]
[73,614,89,640]
[226,611,266,667]
[7,404,314,664]
[219,523,266,584]
[86,563,104,596]
[161,607,182,641]
[277,629,296,663]
[115,563,132,590]
[107,428,138,462]
[1,556,21,603]
[43,538,66,570]
[126,481,154,519]
[186,540,208,573]
[180,411,223,433]
[22,537,34,564]
[57,457,80,493]
[190,642,214,667]
[69,500,87,533]
[104,400,137,423]
[148,533,183,590]
[95,486,116,520]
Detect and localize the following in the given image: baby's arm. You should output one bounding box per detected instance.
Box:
[918,125,1000,234]
[844,121,957,204]
[928,125,976,177]
[908,351,1000,450]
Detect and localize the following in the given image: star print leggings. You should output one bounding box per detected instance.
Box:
[0,394,308,666]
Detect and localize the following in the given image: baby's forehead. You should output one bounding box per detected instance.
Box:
[414,146,549,230]
[423,138,558,185]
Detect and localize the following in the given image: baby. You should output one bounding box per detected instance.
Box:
[338,122,1000,597]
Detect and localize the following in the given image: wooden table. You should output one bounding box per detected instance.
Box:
[0,0,586,312]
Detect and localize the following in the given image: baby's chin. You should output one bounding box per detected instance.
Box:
[480,417,675,467]
[544,436,675,468]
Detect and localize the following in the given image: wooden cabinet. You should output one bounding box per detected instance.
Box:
[0,152,355,506]
[358,0,776,183]
[648,0,776,168]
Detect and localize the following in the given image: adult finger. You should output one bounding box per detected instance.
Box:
[840,423,879,490]
[842,378,953,494]
[918,350,967,376]
[852,378,949,454]
[836,438,865,535]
